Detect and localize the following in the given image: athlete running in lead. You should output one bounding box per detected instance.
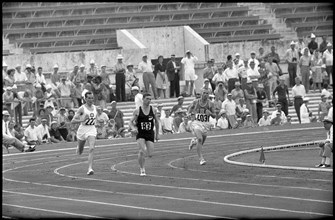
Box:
[71,92,98,175]
[187,89,216,165]
[129,93,160,176]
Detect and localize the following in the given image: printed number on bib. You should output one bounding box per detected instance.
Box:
[140,122,151,131]
[196,114,209,122]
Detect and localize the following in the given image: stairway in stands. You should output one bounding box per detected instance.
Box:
[20,89,332,128]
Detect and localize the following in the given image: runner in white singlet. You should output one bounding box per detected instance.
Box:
[71,92,97,175]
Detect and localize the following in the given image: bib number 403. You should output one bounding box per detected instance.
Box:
[196,114,209,122]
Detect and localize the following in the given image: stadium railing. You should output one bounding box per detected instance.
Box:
[206,33,282,43]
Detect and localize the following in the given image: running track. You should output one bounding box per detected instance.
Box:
[2,123,333,219]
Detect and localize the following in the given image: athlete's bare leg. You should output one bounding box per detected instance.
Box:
[137,138,147,169]
[193,129,205,161]
[146,141,154,158]
[87,136,96,173]
[77,139,86,155]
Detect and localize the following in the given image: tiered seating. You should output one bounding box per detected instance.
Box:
[2,2,278,53]
[267,3,333,38]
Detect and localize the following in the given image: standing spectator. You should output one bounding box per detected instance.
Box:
[57,76,74,109]
[50,64,60,88]
[291,76,306,123]
[92,76,107,109]
[311,49,323,92]
[138,54,158,99]
[231,81,244,104]
[300,97,315,123]
[212,65,227,87]
[256,83,267,122]
[221,93,238,128]
[273,77,290,116]
[114,54,126,102]
[14,64,28,90]
[216,109,229,130]
[265,57,280,101]
[24,118,41,145]
[34,83,45,115]
[96,106,109,139]
[238,60,249,90]
[296,37,306,58]
[234,53,244,69]
[76,64,87,84]
[307,33,318,55]
[10,85,23,125]
[170,96,184,116]
[203,60,215,91]
[265,46,282,75]
[318,95,331,122]
[154,55,168,99]
[72,78,83,108]
[319,36,329,54]
[223,61,239,93]
[248,51,260,69]
[285,41,299,87]
[214,81,228,102]
[25,64,36,95]
[166,54,181,98]
[88,60,98,77]
[100,64,114,102]
[271,103,287,124]
[36,118,51,143]
[322,43,333,86]
[107,101,124,131]
[125,63,139,94]
[258,110,271,127]
[299,47,312,93]
[36,108,47,125]
[258,61,270,100]
[244,79,258,124]
[315,117,333,168]
[236,99,247,121]
[3,86,14,116]
[246,61,260,81]
[35,67,47,92]
[49,121,66,143]
[4,68,15,87]
[131,86,143,109]
[69,64,79,82]
[257,47,266,62]
[45,105,55,126]
[181,50,198,96]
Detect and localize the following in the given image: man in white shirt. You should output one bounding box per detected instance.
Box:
[14,64,28,89]
[291,76,306,123]
[322,43,333,85]
[233,53,244,69]
[270,103,287,124]
[285,41,299,87]
[248,51,260,69]
[300,97,315,124]
[212,65,227,86]
[35,66,47,89]
[246,61,260,81]
[138,55,158,99]
[36,118,51,143]
[258,110,271,126]
[57,76,75,109]
[216,109,229,130]
[221,93,238,128]
[24,118,41,145]
[181,50,198,96]
[223,61,239,93]
[161,109,175,134]
[131,86,143,110]
[265,57,280,100]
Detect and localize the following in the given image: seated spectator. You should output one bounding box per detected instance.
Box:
[13,123,25,141]
[43,84,58,109]
[202,78,213,94]
[24,118,41,145]
[212,65,226,87]
[56,107,69,140]
[214,81,228,102]
[216,109,229,130]
[7,120,16,137]
[236,98,247,119]
[66,109,78,142]
[92,76,108,109]
[258,110,271,127]
[36,118,51,144]
[315,117,333,168]
[243,114,255,128]
[45,105,56,126]
[4,68,15,87]
[178,115,192,133]
[21,90,33,116]
[271,103,287,124]
[36,108,47,125]
[34,83,45,115]
[318,95,332,122]
[131,86,143,109]
[106,119,117,139]
[213,94,223,121]
[96,106,109,139]
[3,86,15,117]
[300,97,317,123]
[3,131,35,153]
[231,81,244,104]
[286,115,292,125]
[173,108,185,133]
[161,109,175,134]
[321,83,333,100]
[49,121,66,143]
[271,112,283,126]
[107,101,124,131]
[156,103,166,120]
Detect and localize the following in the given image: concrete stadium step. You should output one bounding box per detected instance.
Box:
[20,89,332,128]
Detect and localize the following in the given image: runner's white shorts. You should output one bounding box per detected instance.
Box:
[77,125,97,141]
[190,120,211,136]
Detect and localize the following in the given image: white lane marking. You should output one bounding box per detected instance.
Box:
[3,190,225,219]
[2,203,105,219]
[112,159,332,192]
[255,175,332,182]
[2,126,323,157]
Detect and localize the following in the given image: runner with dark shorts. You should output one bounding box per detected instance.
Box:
[129,93,160,176]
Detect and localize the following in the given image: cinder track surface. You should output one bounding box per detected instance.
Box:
[2,123,333,219]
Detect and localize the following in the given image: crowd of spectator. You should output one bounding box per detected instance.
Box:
[2,33,333,149]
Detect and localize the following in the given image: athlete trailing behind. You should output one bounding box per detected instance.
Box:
[71,92,98,175]
[129,93,160,176]
[187,89,216,165]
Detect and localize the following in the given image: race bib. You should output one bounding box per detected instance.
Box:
[84,113,96,125]
[196,113,209,122]
[140,122,152,131]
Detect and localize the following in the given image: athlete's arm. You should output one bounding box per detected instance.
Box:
[206,102,216,119]
[71,106,88,124]
[187,100,196,115]
[153,107,160,141]
[129,108,139,133]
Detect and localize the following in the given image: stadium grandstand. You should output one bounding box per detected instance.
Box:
[2,2,333,139]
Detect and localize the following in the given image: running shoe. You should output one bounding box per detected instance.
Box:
[200,159,206,165]
[25,145,36,152]
[321,164,331,168]
[188,138,197,150]
[87,169,94,175]
[140,168,146,176]
[315,164,324,168]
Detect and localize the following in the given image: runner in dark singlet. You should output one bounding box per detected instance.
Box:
[129,93,160,176]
